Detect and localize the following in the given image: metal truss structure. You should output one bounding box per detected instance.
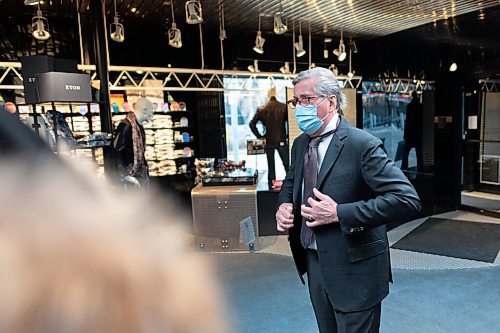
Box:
[362,78,434,94]
[0,62,363,93]
[479,79,500,92]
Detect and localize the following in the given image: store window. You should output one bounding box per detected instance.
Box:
[223,77,292,179]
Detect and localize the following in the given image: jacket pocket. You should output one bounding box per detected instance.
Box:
[347,239,386,263]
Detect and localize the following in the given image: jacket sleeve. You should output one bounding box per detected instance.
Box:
[277,140,297,207]
[249,109,264,139]
[337,135,421,235]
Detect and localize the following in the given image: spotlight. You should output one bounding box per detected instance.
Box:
[323,37,332,59]
[110,0,124,42]
[167,1,182,48]
[328,64,338,76]
[185,0,203,24]
[309,63,316,69]
[248,59,259,73]
[333,29,346,61]
[449,62,458,72]
[168,23,182,48]
[253,12,264,54]
[253,31,265,54]
[32,8,50,41]
[279,61,290,74]
[294,21,306,57]
[24,0,41,5]
[110,16,125,42]
[273,1,287,34]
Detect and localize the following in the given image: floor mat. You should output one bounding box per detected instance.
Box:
[391,218,500,263]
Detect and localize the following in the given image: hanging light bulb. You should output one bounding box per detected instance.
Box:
[273,0,287,34]
[333,29,347,61]
[110,0,124,42]
[168,1,182,48]
[185,0,203,24]
[294,21,306,57]
[31,7,50,41]
[279,61,290,74]
[253,8,265,54]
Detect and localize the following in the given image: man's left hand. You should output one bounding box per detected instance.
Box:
[301,188,339,227]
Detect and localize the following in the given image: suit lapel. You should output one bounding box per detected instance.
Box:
[317,118,349,188]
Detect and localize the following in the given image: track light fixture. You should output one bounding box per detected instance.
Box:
[32,6,50,41]
[110,0,124,42]
[333,29,346,61]
[185,0,203,24]
[253,8,265,54]
[168,1,182,48]
[279,61,290,74]
[273,0,287,34]
[323,37,332,59]
[294,21,306,57]
[347,49,355,78]
[253,31,265,54]
[349,39,358,53]
[248,59,259,73]
[328,64,339,76]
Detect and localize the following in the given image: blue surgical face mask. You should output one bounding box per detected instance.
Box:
[294,98,330,135]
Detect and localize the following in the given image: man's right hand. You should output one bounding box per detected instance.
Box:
[276,203,294,232]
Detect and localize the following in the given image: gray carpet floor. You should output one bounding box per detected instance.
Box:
[212,252,500,333]
[203,211,500,332]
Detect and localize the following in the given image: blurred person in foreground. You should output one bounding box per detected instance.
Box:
[276,67,421,333]
[0,152,229,332]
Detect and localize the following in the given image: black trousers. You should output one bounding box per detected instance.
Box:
[306,250,381,333]
[265,144,289,183]
[401,140,423,172]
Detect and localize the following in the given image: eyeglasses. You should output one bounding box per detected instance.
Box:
[286,95,325,109]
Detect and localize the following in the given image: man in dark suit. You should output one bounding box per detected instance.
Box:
[249,88,289,186]
[276,68,421,333]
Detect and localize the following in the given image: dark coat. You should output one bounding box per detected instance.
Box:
[277,117,421,312]
[249,97,288,148]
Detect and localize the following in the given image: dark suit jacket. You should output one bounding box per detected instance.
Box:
[277,117,421,312]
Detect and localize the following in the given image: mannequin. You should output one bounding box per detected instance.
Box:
[249,88,289,186]
[113,97,154,188]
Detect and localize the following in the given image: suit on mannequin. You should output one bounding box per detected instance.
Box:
[276,68,421,333]
[249,88,289,186]
[113,97,153,188]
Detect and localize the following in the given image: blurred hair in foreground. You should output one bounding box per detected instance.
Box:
[0,157,230,333]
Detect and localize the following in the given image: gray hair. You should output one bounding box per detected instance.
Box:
[292,67,347,114]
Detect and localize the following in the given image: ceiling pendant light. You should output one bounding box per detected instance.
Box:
[185,0,203,24]
[294,21,306,57]
[253,6,265,54]
[273,0,287,35]
[168,1,182,48]
[333,29,346,61]
[32,5,50,41]
[110,0,124,42]
[328,64,339,76]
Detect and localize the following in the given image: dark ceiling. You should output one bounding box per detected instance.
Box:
[0,0,499,79]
